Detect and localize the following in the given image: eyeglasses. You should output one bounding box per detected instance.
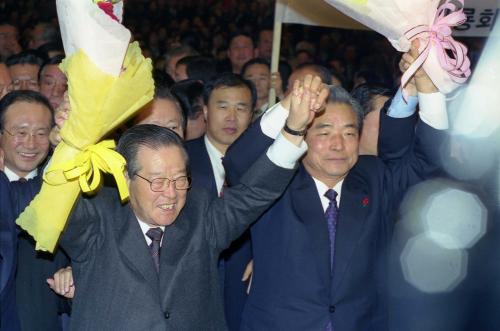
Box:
[1,128,50,142]
[134,173,191,192]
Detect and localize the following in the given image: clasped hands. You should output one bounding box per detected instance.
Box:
[282,75,329,145]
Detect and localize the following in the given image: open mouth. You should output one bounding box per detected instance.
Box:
[158,203,175,211]
[19,152,38,159]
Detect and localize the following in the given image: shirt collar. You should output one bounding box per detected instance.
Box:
[136,217,165,245]
[312,177,343,212]
[4,166,38,182]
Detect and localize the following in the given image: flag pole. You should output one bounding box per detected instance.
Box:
[269,0,284,108]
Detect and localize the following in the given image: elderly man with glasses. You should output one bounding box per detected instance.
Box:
[3,77,327,330]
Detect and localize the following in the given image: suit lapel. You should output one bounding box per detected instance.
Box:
[291,168,331,286]
[116,205,160,296]
[190,138,218,196]
[331,171,370,291]
[159,206,191,305]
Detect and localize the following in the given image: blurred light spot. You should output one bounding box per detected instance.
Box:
[400,234,467,293]
[424,188,487,249]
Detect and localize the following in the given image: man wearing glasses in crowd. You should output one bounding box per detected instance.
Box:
[0,90,52,181]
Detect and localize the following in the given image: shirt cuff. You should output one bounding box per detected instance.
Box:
[387,89,418,118]
[261,102,288,139]
[266,132,307,169]
[418,92,448,130]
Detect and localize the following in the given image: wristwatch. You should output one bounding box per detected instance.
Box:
[283,122,307,136]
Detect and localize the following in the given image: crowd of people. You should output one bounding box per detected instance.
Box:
[0,1,497,331]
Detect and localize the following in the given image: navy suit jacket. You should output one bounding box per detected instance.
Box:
[224,111,444,331]
[185,137,218,196]
[0,172,42,331]
[185,137,252,331]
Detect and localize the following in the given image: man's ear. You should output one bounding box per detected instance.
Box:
[124,170,131,186]
[203,105,209,121]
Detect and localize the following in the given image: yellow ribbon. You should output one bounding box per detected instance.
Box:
[44,140,129,201]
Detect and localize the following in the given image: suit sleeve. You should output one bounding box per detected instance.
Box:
[206,153,297,253]
[59,195,103,263]
[379,110,446,212]
[224,117,274,186]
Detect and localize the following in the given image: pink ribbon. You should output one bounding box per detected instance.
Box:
[401,0,471,98]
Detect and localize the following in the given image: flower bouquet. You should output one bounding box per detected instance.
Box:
[323,0,471,94]
[16,0,155,252]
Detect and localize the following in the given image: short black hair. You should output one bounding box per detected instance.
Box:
[176,55,197,68]
[5,50,46,68]
[241,58,270,76]
[185,56,217,84]
[152,69,175,89]
[228,32,255,48]
[32,22,60,46]
[153,80,186,131]
[293,63,332,86]
[0,90,54,130]
[351,83,392,117]
[170,79,204,121]
[203,73,257,110]
[38,54,65,81]
[36,41,64,58]
[165,45,198,64]
[353,69,386,87]
[117,124,188,178]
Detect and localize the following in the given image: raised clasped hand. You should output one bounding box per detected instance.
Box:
[286,74,330,132]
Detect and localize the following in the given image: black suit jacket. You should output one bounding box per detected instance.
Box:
[59,154,295,330]
[0,173,46,331]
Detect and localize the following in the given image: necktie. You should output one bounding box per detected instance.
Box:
[17,177,27,182]
[324,189,338,331]
[324,189,339,270]
[146,227,163,273]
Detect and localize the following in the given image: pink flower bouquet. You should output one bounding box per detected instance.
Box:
[324,0,471,94]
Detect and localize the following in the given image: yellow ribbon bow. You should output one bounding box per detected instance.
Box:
[45,140,129,201]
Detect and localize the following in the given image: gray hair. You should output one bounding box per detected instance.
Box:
[116,124,189,177]
[327,85,364,134]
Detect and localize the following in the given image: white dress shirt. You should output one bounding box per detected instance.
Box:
[312,178,344,212]
[4,166,37,182]
[204,135,226,195]
[261,91,448,138]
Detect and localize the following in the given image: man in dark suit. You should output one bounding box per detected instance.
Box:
[223,68,447,330]
[33,78,319,330]
[185,72,256,330]
[0,171,43,331]
[0,90,70,331]
[0,170,20,331]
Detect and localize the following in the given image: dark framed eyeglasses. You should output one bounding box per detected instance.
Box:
[134,173,191,192]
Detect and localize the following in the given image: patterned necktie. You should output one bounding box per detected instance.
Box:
[324,189,338,331]
[146,227,163,273]
[324,189,339,271]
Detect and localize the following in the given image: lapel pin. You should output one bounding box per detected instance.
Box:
[362,197,369,207]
